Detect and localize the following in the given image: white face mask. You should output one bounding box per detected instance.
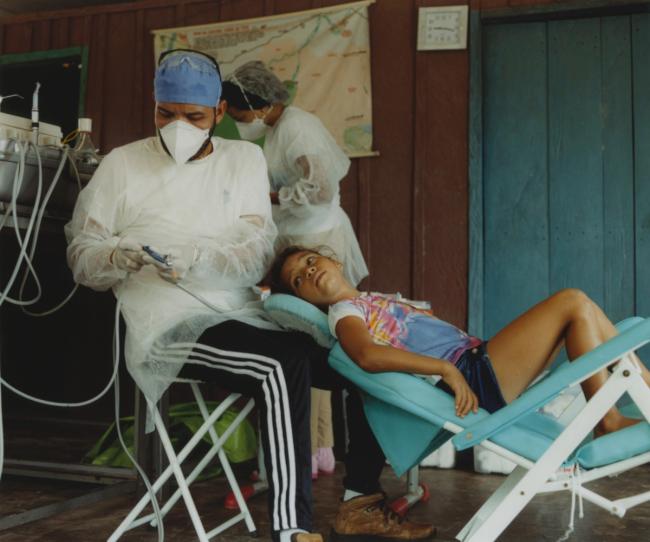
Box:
[159,120,211,164]
[235,117,269,141]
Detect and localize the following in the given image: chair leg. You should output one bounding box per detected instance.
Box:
[191,385,257,534]
[110,398,237,542]
[149,398,255,527]
[407,466,419,494]
[257,434,268,485]
[456,466,528,541]
[459,369,630,542]
[133,388,150,498]
[109,400,211,542]
[109,490,157,542]
[152,391,171,500]
[626,373,650,423]
[150,402,210,542]
[389,467,429,516]
[108,404,183,542]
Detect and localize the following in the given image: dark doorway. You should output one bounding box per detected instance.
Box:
[0,47,88,138]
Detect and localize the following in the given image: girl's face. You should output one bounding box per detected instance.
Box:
[281,251,347,306]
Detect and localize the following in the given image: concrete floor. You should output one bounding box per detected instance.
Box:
[1,461,650,541]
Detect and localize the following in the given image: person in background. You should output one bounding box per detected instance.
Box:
[310,388,335,480]
[222,61,367,481]
[221,60,368,287]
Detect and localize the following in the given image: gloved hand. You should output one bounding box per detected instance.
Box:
[142,244,197,283]
[110,237,146,273]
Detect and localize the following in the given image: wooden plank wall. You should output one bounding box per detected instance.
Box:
[602,15,634,322]
[633,13,650,322]
[480,8,650,341]
[0,0,571,328]
[482,21,549,336]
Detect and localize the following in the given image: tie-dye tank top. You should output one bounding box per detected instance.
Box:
[327,292,481,364]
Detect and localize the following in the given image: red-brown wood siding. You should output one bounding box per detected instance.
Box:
[0,0,569,327]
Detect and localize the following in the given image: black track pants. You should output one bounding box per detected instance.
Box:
[178,320,385,536]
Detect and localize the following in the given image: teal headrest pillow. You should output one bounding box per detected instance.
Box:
[264,294,335,349]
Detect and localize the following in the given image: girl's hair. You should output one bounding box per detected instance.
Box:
[264,246,310,295]
[264,245,336,294]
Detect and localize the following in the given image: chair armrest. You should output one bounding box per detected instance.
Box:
[453,317,650,451]
[328,343,489,428]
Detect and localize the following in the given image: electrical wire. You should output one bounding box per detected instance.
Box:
[0,143,213,538]
[0,140,42,307]
[0,363,3,483]
[112,298,165,542]
[61,128,79,145]
[0,140,106,482]
[0,141,81,314]
[17,146,67,308]
[0,298,165,540]
[174,282,224,314]
[19,146,81,317]
[0,142,118,405]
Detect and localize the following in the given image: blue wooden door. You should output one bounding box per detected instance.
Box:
[479,14,650,346]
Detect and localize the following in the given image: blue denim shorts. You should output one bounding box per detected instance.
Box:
[436,342,507,414]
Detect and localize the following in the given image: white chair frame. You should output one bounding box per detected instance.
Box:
[455,354,650,541]
[109,383,258,541]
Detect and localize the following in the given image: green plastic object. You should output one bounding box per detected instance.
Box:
[84,401,258,476]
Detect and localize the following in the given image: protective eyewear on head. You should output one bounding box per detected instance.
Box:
[157,48,222,79]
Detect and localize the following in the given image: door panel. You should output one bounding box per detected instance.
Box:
[481,14,647,347]
[483,21,549,338]
[633,14,650,322]
[548,18,604,307]
[602,16,634,323]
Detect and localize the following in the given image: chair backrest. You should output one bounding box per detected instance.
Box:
[264,294,335,348]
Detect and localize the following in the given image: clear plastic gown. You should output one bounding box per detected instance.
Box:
[66,136,280,404]
[264,106,369,286]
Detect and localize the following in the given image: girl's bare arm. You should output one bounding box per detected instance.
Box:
[335,316,479,416]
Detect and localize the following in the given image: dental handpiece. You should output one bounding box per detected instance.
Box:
[142,246,221,313]
[142,245,170,266]
[31,82,40,144]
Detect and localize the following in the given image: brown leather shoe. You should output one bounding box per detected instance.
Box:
[331,493,436,540]
[291,533,323,542]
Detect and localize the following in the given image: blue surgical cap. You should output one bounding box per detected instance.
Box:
[154,50,222,107]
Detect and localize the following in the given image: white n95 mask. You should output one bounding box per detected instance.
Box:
[236,118,269,141]
[159,120,210,164]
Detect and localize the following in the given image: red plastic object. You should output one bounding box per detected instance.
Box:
[388,483,430,517]
[389,496,410,517]
[224,480,268,510]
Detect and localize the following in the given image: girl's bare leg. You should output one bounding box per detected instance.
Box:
[486,289,645,435]
[588,302,650,387]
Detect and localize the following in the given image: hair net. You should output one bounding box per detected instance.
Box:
[223,61,290,110]
[155,50,222,107]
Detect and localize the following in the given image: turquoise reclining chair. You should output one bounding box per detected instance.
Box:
[265,294,650,542]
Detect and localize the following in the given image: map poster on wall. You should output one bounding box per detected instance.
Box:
[152,0,375,157]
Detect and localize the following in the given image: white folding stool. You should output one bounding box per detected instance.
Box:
[109,383,258,541]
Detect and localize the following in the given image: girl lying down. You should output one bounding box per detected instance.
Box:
[266,246,650,436]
